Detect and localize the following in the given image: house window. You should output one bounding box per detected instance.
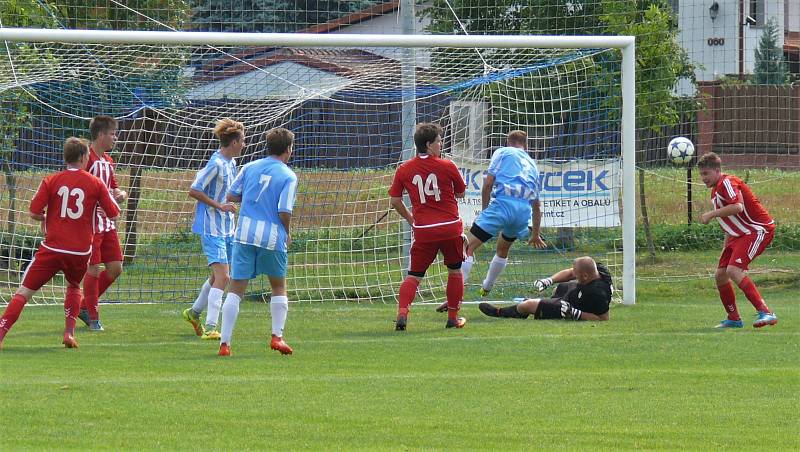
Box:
[750,0,765,26]
[668,0,679,16]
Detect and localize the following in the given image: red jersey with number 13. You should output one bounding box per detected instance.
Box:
[30,168,121,255]
[87,147,120,232]
[388,154,466,242]
[711,174,774,237]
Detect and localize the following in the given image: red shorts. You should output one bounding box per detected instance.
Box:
[409,234,466,275]
[90,229,123,265]
[718,230,774,270]
[22,246,90,291]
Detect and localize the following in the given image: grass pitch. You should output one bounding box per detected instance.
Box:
[1,283,798,450]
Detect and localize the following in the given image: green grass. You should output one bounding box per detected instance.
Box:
[1,280,798,450]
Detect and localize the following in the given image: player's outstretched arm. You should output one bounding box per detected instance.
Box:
[534,267,575,291]
[481,174,494,210]
[528,199,545,248]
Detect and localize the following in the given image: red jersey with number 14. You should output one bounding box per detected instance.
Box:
[388,154,466,242]
[711,174,774,237]
[30,168,121,255]
[87,147,120,232]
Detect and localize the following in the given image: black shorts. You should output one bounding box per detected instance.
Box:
[534,298,572,320]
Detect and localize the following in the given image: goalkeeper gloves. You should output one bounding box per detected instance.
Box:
[533,277,553,292]
[559,300,583,321]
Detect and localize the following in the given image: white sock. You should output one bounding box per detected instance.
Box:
[270,295,289,337]
[220,292,241,345]
[483,255,508,291]
[461,255,474,282]
[190,279,211,314]
[204,287,224,329]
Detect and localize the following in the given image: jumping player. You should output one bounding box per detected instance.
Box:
[182,118,243,340]
[436,130,545,312]
[0,138,120,349]
[78,115,127,331]
[698,152,778,329]
[388,122,468,330]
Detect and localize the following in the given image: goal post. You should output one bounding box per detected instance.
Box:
[0,28,636,305]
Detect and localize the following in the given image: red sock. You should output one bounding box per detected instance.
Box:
[717,282,740,321]
[64,287,81,336]
[737,276,770,313]
[97,270,116,298]
[397,277,420,318]
[0,294,29,341]
[83,274,99,320]
[446,272,464,321]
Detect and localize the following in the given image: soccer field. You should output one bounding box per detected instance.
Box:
[1,283,798,450]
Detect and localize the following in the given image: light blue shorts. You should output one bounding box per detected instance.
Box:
[201,234,234,266]
[474,197,532,240]
[231,242,288,280]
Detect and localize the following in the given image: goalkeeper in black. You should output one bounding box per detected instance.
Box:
[479,256,612,321]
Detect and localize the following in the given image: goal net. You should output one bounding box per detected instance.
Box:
[0,29,635,305]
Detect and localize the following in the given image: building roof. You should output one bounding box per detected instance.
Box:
[785,31,800,56]
[195,1,402,81]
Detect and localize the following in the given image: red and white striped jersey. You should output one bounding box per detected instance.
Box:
[87,147,120,232]
[30,168,120,255]
[711,174,774,237]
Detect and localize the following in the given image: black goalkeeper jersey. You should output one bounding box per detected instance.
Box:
[562,263,613,315]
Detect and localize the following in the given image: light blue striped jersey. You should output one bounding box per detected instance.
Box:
[191,150,236,237]
[229,156,298,251]
[487,146,540,202]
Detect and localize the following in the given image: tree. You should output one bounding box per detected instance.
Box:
[1,0,62,251]
[754,17,788,85]
[422,0,695,259]
[189,0,381,32]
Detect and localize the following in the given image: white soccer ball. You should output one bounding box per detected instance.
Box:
[667,137,695,165]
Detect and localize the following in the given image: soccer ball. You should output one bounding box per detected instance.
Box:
[667,137,695,165]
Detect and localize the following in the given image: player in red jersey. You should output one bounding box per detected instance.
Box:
[78,115,127,331]
[0,138,120,350]
[698,152,778,329]
[388,123,468,330]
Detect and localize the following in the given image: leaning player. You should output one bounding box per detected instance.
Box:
[478,256,612,321]
[388,122,468,330]
[698,152,778,328]
[0,138,120,350]
[181,119,243,340]
[437,130,545,312]
[216,127,297,356]
[78,115,127,331]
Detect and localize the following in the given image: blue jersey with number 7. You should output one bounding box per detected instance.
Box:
[228,156,297,251]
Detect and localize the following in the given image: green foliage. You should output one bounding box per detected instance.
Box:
[754,17,789,85]
[189,0,381,32]
[598,0,694,132]
[49,0,189,30]
[423,1,694,137]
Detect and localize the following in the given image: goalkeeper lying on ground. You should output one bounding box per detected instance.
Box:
[479,256,613,321]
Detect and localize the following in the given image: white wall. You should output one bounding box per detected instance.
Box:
[787,0,799,31]
[676,0,784,95]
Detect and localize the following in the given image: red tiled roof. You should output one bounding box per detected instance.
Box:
[785,31,800,55]
[198,1,399,76]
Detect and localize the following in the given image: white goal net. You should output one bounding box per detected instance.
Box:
[0,29,635,305]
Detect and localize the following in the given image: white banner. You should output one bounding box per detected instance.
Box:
[456,159,621,228]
